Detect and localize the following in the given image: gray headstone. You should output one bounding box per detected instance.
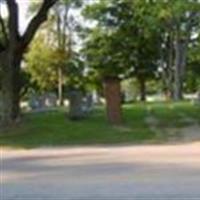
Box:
[29,95,42,110]
[68,90,85,120]
[43,93,57,107]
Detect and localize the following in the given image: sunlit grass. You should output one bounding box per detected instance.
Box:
[0,101,199,148]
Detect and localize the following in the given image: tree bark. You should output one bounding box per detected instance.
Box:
[0,52,13,126]
[166,32,174,100]
[104,77,122,125]
[173,37,187,101]
[0,50,22,126]
[11,54,22,120]
[58,67,64,106]
[138,76,146,102]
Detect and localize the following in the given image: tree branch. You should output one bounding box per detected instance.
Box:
[21,0,58,50]
[6,0,19,43]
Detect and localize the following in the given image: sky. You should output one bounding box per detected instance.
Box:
[1,1,86,33]
[1,0,30,33]
[0,0,92,44]
[17,0,30,33]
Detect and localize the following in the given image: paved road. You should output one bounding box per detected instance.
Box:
[1,143,200,200]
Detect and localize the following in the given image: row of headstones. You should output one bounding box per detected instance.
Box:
[29,91,94,114]
[1,90,200,118]
[0,92,94,121]
[29,93,57,110]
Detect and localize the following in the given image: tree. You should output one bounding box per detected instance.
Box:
[26,0,82,106]
[83,0,162,124]
[157,0,200,100]
[54,0,82,105]
[125,1,160,101]
[25,35,61,92]
[0,0,57,126]
[186,34,200,93]
[83,28,125,124]
[83,0,146,124]
[83,0,200,125]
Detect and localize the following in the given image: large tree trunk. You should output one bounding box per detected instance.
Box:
[104,77,122,125]
[173,40,183,101]
[11,53,22,120]
[165,32,174,100]
[173,36,187,101]
[1,52,13,126]
[0,51,22,126]
[0,0,58,127]
[138,76,146,102]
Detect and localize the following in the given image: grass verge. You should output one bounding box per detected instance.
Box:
[0,102,199,148]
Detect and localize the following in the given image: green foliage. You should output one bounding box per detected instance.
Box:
[65,57,85,90]
[83,0,135,78]
[25,0,84,93]
[25,35,61,91]
[84,28,126,78]
[24,0,200,96]
[26,1,41,17]
[83,0,161,81]
[121,79,138,101]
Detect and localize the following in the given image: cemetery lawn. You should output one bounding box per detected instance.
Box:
[0,102,200,148]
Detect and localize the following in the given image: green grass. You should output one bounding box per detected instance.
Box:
[0,102,199,148]
[146,101,200,127]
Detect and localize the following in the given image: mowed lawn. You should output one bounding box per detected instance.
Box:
[0,102,200,148]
